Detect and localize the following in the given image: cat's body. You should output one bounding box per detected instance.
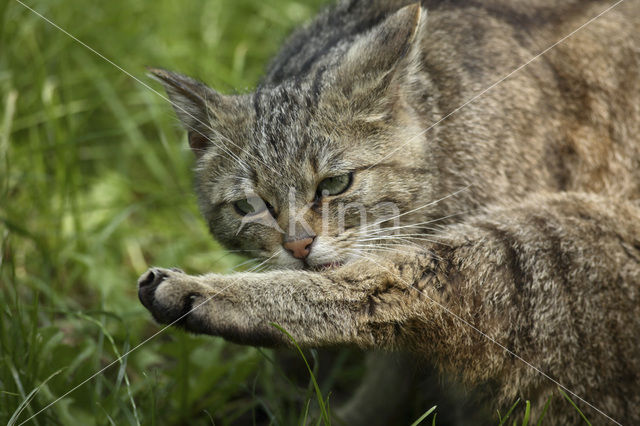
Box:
[139,0,640,424]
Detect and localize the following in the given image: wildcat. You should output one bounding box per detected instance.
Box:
[138,0,640,424]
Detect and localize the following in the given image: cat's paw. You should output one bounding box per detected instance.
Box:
[137,268,292,345]
[137,267,208,327]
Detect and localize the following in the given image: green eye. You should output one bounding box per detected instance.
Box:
[317,172,353,197]
[234,196,268,216]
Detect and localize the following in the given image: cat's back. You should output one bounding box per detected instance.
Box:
[263,0,640,85]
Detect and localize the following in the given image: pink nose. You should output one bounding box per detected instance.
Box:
[283,237,314,259]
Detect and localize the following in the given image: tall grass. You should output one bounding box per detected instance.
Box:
[1,0,328,424]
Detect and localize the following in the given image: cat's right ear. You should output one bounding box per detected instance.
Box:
[148,68,231,157]
[332,3,424,113]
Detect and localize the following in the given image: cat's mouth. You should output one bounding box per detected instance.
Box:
[309,261,343,271]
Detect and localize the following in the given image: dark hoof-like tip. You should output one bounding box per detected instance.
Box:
[138,269,157,287]
[138,268,166,310]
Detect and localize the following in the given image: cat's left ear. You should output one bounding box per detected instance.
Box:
[148,68,239,157]
[333,3,425,110]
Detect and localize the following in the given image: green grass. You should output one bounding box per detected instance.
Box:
[0,0,331,424]
[0,0,593,424]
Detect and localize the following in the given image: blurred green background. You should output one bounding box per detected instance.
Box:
[0,0,335,424]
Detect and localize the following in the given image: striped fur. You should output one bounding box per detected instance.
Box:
[143,1,640,424]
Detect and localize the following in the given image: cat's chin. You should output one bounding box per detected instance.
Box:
[308,261,343,272]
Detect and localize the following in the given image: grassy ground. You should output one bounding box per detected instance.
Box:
[1,0,337,424]
[0,0,589,424]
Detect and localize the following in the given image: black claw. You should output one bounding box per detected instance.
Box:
[138,268,167,311]
[137,268,197,326]
[138,270,156,287]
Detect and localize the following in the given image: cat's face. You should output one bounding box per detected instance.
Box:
[194,82,432,270]
[152,4,436,269]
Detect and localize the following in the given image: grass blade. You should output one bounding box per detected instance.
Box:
[522,400,530,426]
[410,405,437,426]
[270,323,330,425]
[498,399,520,426]
[558,388,591,425]
[8,369,64,426]
[536,395,552,426]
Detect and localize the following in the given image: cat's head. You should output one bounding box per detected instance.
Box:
[151,4,438,270]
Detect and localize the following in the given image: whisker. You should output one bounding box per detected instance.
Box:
[353,240,443,258]
[364,223,445,235]
[361,210,474,235]
[356,235,451,247]
[229,257,261,271]
[358,190,472,233]
[357,232,447,240]
[352,243,439,257]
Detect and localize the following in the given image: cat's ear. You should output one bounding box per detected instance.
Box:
[148,68,232,157]
[333,3,424,109]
